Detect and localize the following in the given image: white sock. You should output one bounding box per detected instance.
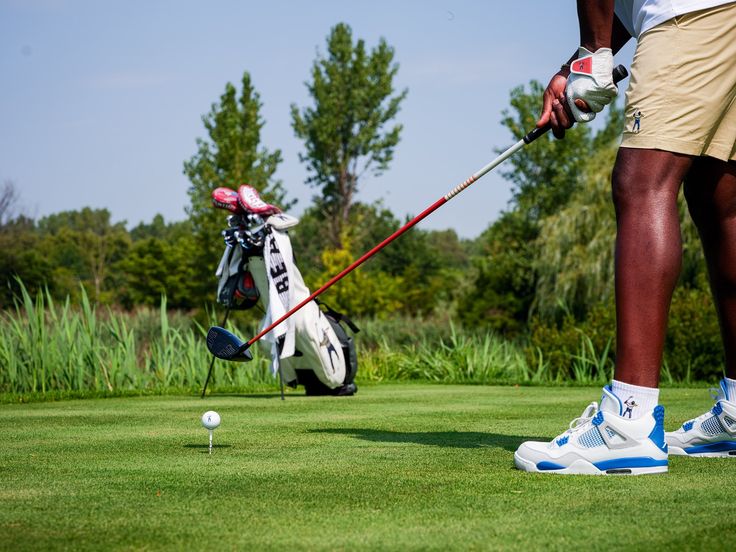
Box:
[722,377,736,402]
[610,379,660,420]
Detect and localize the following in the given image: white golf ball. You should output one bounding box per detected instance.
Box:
[201,411,221,430]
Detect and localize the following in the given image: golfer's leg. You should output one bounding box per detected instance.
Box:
[611,148,693,388]
[667,160,736,457]
[683,159,736,378]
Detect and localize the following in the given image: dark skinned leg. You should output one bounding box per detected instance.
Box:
[611,148,694,388]
[683,158,736,378]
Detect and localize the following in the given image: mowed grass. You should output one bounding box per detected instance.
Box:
[1,384,733,551]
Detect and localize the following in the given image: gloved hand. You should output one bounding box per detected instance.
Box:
[565,47,617,123]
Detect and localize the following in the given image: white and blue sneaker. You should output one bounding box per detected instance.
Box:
[666,379,736,457]
[514,385,668,475]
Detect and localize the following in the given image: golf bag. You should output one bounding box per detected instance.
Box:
[213,185,358,396]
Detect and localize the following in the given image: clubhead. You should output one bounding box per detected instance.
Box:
[206,326,253,362]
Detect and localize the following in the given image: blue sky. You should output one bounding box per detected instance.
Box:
[1,0,635,238]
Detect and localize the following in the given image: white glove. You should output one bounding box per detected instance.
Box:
[565,47,617,123]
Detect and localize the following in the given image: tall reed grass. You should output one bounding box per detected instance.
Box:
[356,319,612,385]
[1,285,621,397]
[0,285,273,394]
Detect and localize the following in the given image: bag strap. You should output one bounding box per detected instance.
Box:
[315,299,360,333]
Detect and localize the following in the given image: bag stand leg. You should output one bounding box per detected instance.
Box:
[201,308,231,398]
[278,365,285,401]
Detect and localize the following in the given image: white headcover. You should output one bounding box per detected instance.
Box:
[266,213,299,230]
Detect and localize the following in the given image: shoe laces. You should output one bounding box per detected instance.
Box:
[553,402,599,442]
[709,386,725,402]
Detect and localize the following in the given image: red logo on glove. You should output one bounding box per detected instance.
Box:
[571,56,593,76]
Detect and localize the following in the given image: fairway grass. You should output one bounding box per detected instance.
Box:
[1,384,733,551]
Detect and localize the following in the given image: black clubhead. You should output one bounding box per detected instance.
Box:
[206,326,253,362]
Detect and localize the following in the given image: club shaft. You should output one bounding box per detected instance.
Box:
[227,65,629,356]
[246,139,525,347]
[201,308,230,397]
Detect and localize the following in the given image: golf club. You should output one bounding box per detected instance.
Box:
[206,65,629,362]
[206,325,253,362]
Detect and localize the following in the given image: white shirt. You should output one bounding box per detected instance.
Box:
[614,0,736,37]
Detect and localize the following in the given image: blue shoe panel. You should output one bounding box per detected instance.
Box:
[648,405,667,453]
[684,441,736,454]
[536,461,566,471]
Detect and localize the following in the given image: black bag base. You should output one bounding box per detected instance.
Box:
[294,369,357,397]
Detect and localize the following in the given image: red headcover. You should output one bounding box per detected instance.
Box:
[212,187,243,213]
[237,185,281,215]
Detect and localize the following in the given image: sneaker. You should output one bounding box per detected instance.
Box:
[666,379,736,457]
[514,385,668,475]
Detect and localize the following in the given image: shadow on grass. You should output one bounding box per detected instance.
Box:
[311,428,548,451]
[203,393,292,399]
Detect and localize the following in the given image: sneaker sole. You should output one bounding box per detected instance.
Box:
[668,445,736,458]
[514,452,668,475]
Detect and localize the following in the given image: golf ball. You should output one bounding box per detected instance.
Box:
[201,410,221,430]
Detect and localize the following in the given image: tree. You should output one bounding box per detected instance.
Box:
[117,238,201,310]
[291,23,407,248]
[459,82,626,332]
[290,199,469,317]
[458,210,537,333]
[0,180,20,226]
[184,72,289,301]
[533,132,706,321]
[311,236,405,318]
[0,216,51,307]
[114,216,202,309]
[497,81,614,221]
[532,144,619,320]
[37,208,130,303]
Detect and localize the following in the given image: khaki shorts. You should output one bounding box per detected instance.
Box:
[621,1,736,161]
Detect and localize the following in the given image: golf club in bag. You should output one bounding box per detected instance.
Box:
[206,65,628,366]
[202,185,359,398]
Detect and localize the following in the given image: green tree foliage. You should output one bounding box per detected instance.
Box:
[498,81,618,220]
[532,129,705,322]
[0,183,51,306]
[0,216,52,307]
[184,72,289,301]
[291,23,407,248]
[532,144,618,320]
[37,208,131,303]
[458,210,536,333]
[291,201,469,317]
[666,285,723,381]
[528,284,723,383]
[312,236,405,318]
[354,209,469,315]
[116,217,202,309]
[459,82,625,332]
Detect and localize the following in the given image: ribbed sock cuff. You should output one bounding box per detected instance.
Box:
[611,379,660,420]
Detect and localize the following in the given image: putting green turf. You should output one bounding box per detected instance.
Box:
[1,384,733,551]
